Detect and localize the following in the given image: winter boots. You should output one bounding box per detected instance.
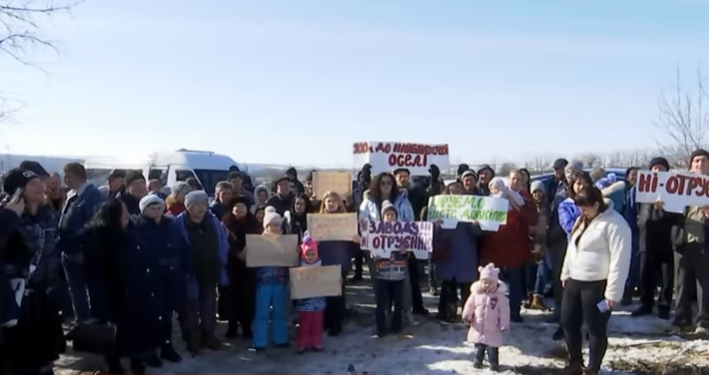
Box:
[523,293,550,311]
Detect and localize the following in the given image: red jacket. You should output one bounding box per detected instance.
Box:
[480,191,538,268]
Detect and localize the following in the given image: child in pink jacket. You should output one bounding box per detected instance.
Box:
[462,263,511,372]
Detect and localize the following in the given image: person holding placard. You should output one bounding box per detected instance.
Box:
[251,207,291,351]
[317,191,360,336]
[672,149,709,334]
[294,236,326,353]
[372,201,408,337]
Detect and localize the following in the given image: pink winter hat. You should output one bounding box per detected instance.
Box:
[478,263,500,282]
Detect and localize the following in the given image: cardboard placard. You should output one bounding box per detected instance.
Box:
[352,141,450,176]
[306,213,358,241]
[312,171,352,201]
[289,265,342,300]
[245,234,299,267]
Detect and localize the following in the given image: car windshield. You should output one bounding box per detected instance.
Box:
[194,169,231,197]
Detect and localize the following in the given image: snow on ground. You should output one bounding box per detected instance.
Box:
[56,282,709,375]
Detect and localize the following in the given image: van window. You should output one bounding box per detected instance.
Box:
[194,169,231,197]
[149,168,167,185]
[175,170,196,182]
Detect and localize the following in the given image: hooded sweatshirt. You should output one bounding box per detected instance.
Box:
[251,184,270,213]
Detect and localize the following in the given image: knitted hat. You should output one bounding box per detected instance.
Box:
[2,168,39,196]
[263,206,282,228]
[184,190,209,211]
[649,157,670,171]
[381,200,397,218]
[478,164,494,175]
[478,263,500,282]
[552,158,569,170]
[461,169,478,181]
[125,171,146,187]
[300,235,319,260]
[172,181,191,196]
[19,160,48,178]
[488,177,506,191]
[530,180,545,193]
[690,149,709,165]
[139,194,165,214]
[457,164,470,176]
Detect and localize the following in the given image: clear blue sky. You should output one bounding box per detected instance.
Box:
[2,0,708,167]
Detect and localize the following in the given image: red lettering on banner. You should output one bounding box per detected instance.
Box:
[391,143,449,156]
[388,154,428,168]
[353,142,373,154]
[639,171,709,198]
[375,143,391,153]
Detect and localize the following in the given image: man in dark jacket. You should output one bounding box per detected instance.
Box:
[117,171,148,217]
[209,181,233,220]
[632,157,676,320]
[0,168,65,375]
[228,172,254,207]
[265,176,294,216]
[58,163,105,322]
[106,169,126,200]
[545,158,569,203]
[672,149,709,333]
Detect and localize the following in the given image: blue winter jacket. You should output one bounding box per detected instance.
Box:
[558,197,581,241]
[600,181,626,214]
[176,211,230,299]
[358,189,415,222]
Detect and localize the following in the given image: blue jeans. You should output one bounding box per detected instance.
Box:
[253,283,288,348]
[626,237,641,290]
[62,257,90,321]
[499,266,524,319]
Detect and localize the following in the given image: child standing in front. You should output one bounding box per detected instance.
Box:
[294,235,326,353]
[372,200,408,337]
[462,263,510,372]
[252,206,290,352]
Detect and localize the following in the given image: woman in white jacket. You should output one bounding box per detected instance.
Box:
[559,186,631,375]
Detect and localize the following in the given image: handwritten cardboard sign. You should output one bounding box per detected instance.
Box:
[312,171,352,200]
[245,234,299,267]
[636,170,709,213]
[360,220,433,260]
[427,195,509,231]
[306,213,358,241]
[289,265,342,300]
[352,141,450,176]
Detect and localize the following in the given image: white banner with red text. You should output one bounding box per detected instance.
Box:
[636,170,709,213]
[359,219,433,260]
[352,141,450,176]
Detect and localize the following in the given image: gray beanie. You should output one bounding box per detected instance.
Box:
[139,194,165,214]
[172,181,191,196]
[185,190,209,211]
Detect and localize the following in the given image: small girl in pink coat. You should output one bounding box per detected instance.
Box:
[462,263,511,372]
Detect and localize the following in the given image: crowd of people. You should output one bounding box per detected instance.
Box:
[0,150,708,375]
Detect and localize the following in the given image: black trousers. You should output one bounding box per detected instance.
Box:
[550,241,567,320]
[427,260,437,290]
[353,250,364,278]
[324,271,347,334]
[438,279,471,320]
[639,251,673,309]
[375,279,404,334]
[560,279,610,372]
[406,256,425,311]
[675,243,709,328]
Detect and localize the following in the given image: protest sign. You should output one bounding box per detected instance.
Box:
[352,141,450,176]
[427,195,508,231]
[307,213,358,241]
[289,265,342,300]
[312,171,352,200]
[360,220,433,260]
[636,170,709,213]
[245,234,299,267]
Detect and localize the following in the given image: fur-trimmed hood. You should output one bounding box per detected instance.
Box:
[254,184,270,199]
[601,181,625,198]
[470,280,509,295]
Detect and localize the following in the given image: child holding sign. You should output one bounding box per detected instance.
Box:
[295,236,326,353]
[373,200,408,337]
[252,207,290,352]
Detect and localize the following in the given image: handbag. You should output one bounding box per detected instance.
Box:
[66,321,117,355]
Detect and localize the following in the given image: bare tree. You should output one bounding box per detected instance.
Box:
[655,66,709,168]
[577,153,603,168]
[497,162,517,177]
[1,0,82,118]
